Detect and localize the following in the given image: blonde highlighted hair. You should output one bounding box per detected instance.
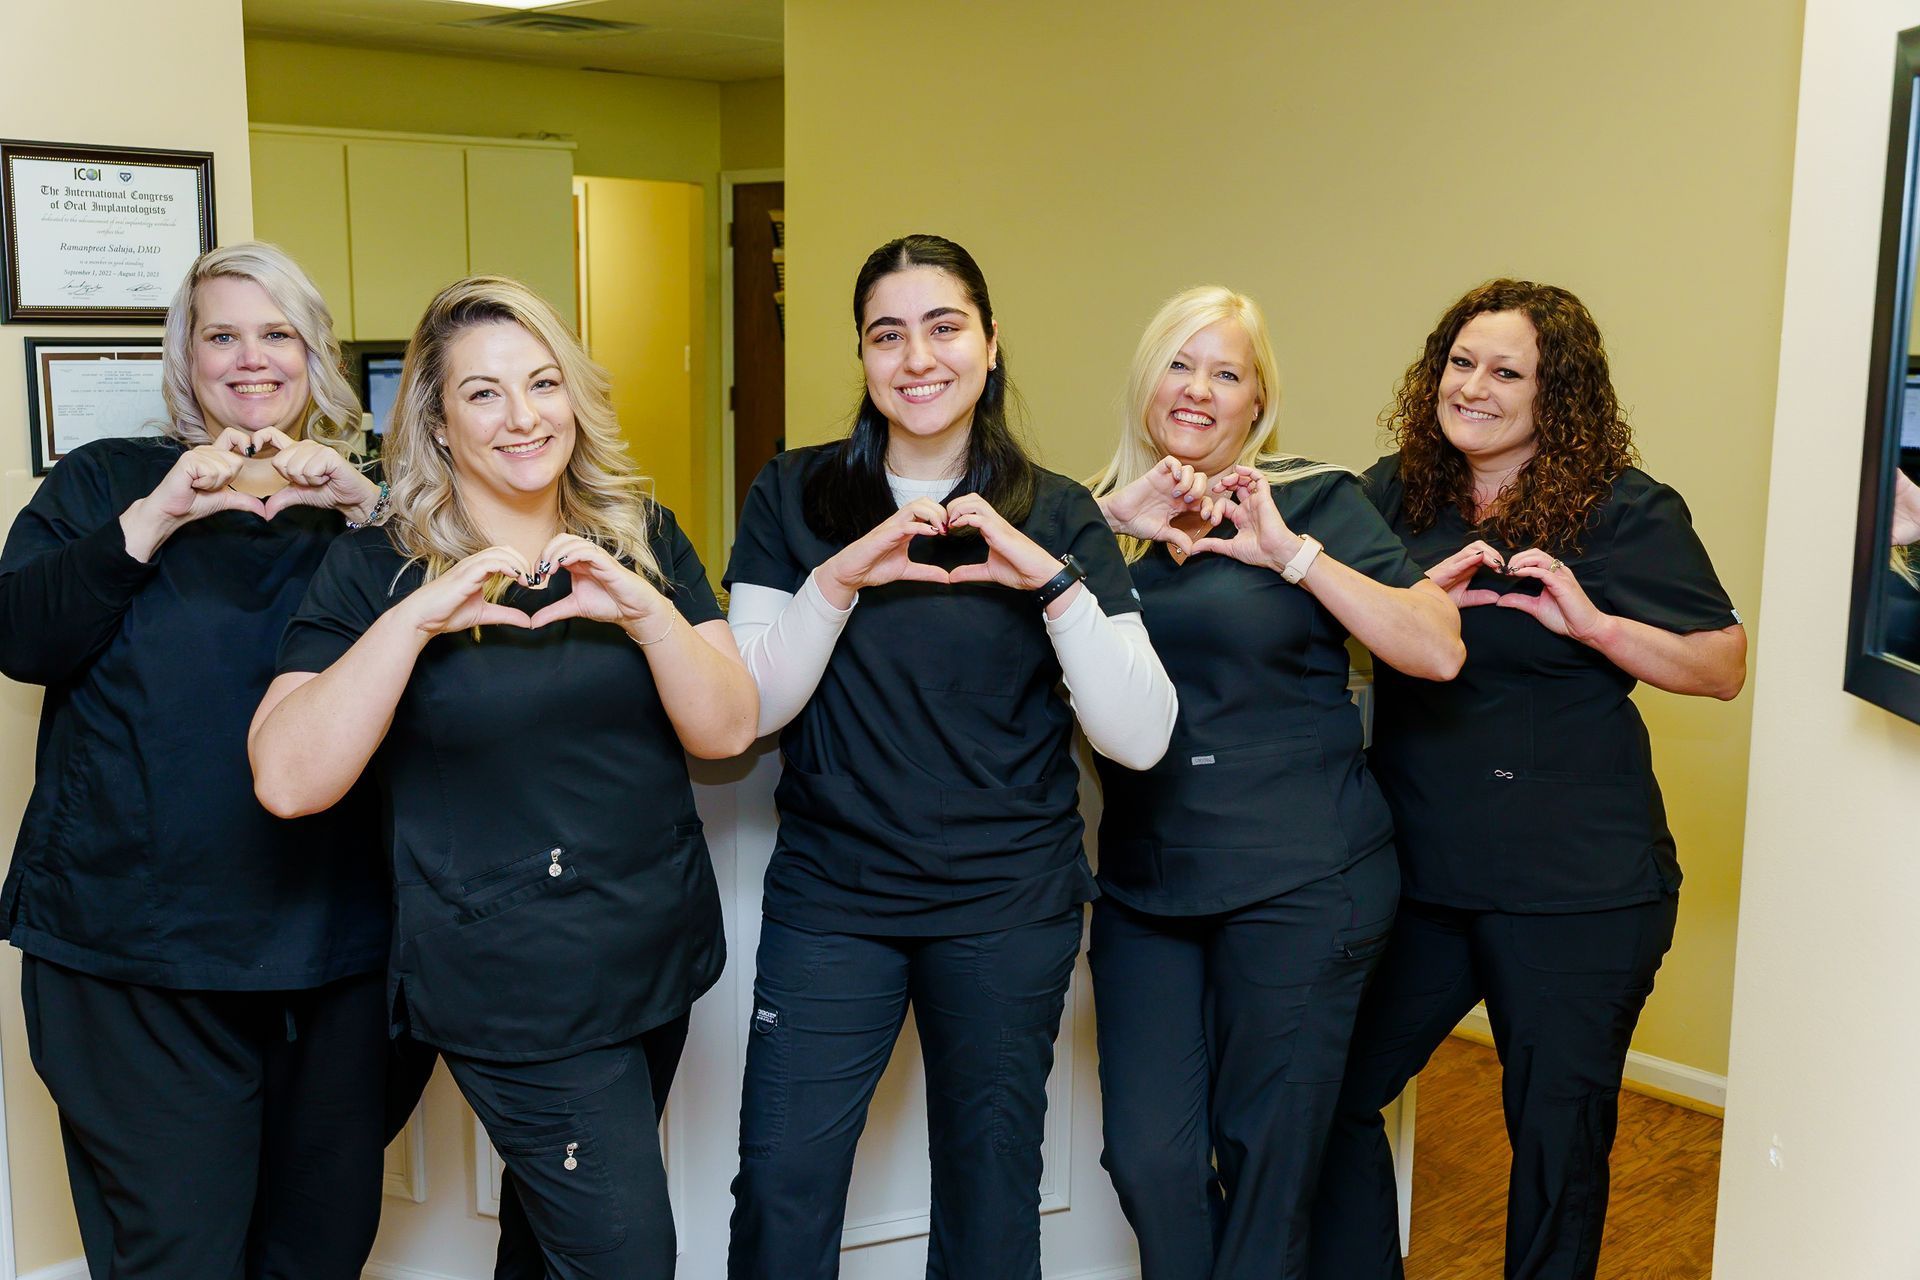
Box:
[160,241,360,452]
[384,275,661,585]
[1089,285,1345,563]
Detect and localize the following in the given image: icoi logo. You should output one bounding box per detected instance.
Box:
[71,167,101,181]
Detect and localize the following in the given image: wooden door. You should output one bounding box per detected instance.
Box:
[732,181,785,512]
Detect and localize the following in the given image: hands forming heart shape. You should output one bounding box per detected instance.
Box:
[818,492,1066,604]
[1424,540,1606,640]
[154,425,383,524]
[123,426,386,562]
[402,534,685,641]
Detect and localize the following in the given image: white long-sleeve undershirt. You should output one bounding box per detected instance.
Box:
[727,475,1176,769]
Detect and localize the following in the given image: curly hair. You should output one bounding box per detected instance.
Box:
[1384,279,1637,556]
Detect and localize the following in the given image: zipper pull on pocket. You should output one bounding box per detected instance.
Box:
[548,847,564,878]
[563,1141,578,1171]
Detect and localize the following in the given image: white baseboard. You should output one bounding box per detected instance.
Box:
[1048,1267,1140,1280]
[20,1261,88,1280]
[1455,1006,1727,1111]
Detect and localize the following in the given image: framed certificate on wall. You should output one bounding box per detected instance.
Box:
[24,337,167,474]
[2,138,215,323]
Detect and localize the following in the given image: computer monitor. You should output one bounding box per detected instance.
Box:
[343,342,408,448]
[363,353,404,438]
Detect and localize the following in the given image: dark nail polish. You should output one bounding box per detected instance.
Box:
[245,444,255,457]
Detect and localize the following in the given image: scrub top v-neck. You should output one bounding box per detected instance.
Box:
[1361,455,1738,913]
[1093,468,1425,916]
[724,444,1142,936]
[277,511,727,1062]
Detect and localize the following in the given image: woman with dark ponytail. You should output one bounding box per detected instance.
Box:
[723,234,1177,1279]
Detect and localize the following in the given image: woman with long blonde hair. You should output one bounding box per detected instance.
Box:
[1085,285,1461,1280]
[251,275,756,1277]
[0,241,392,1278]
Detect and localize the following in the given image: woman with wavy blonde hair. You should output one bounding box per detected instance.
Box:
[0,240,392,1279]
[1084,285,1460,1280]
[252,275,757,1278]
[1308,280,1746,1280]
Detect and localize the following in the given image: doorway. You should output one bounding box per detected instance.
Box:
[724,173,785,535]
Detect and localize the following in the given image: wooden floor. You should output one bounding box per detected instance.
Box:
[1402,1036,1722,1280]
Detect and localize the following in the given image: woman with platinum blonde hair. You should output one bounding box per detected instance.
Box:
[253,275,756,1278]
[1085,285,1463,1280]
[0,241,393,1279]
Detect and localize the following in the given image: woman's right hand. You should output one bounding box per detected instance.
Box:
[817,499,953,607]
[1099,456,1213,553]
[1425,540,1507,608]
[1894,471,1920,546]
[120,428,271,561]
[396,546,536,638]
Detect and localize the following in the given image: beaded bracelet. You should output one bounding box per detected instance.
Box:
[345,481,391,529]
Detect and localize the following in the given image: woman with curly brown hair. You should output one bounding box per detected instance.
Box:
[1305,280,1745,1280]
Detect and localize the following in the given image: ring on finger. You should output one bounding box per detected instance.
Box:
[1550,558,1563,572]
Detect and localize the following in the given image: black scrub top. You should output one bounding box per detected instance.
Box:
[724,444,1142,936]
[0,437,388,990]
[1362,455,1738,913]
[1094,469,1425,916]
[276,509,726,1063]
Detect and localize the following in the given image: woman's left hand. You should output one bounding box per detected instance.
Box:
[251,428,384,520]
[1190,466,1305,573]
[943,492,1066,590]
[526,534,673,639]
[1495,548,1609,642]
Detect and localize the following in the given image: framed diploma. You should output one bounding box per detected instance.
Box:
[24,338,168,474]
[2,139,215,323]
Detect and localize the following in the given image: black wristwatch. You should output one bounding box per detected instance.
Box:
[1034,554,1088,609]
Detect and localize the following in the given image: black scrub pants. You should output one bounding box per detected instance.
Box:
[442,1013,690,1280]
[19,957,388,1280]
[1089,844,1398,1280]
[727,908,1083,1280]
[1305,893,1679,1280]
[387,1034,554,1280]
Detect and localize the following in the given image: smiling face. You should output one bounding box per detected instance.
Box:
[1437,310,1541,474]
[439,320,576,510]
[859,265,998,465]
[1147,318,1262,477]
[189,275,310,438]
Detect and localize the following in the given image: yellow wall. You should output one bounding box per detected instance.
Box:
[578,177,702,525]
[243,37,782,566]
[1717,3,1920,1274]
[788,1,1804,1078]
[722,77,786,171]
[0,1,255,1270]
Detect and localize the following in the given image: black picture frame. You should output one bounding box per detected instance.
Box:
[1846,25,1920,722]
[1,138,216,323]
[23,336,167,475]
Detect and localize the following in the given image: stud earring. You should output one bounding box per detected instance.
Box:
[435,436,447,447]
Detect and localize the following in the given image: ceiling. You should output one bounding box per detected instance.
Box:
[242,0,783,82]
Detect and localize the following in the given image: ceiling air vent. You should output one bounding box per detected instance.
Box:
[447,13,644,37]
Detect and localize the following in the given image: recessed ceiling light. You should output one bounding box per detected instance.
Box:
[434,0,575,10]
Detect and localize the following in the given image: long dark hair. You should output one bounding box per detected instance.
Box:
[1384,278,1636,556]
[802,234,1035,542]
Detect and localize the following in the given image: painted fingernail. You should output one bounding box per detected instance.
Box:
[245,444,256,457]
